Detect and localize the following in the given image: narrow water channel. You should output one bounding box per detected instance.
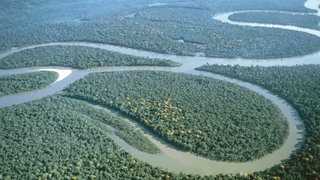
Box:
[0,64,306,175]
[0,0,318,175]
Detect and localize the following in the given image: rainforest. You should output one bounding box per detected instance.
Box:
[0,0,319,179]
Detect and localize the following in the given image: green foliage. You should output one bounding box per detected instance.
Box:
[197,64,320,179]
[62,97,160,154]
[0,71,58,97]
[0,46,180,69]
[0,0,319,178]
[0,0,319,59]
[0,96,166,179]
[63,71,288,162]
[64,96,160,154]
[133,6,320,58]
[229,12,320,30]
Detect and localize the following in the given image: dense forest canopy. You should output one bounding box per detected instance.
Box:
[0,96,166,179]
[229,12,320,30]
[0,0,318,58]
[1,0,320,178]
[197,64,320,179]
[0,46,179,69]
[63,71,288,162]
[0,71,58,97]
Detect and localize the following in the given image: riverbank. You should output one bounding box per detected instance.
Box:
[0,0,318,176]
[38,68,72,84]
[0,63,305,175]
[305,0,320,15]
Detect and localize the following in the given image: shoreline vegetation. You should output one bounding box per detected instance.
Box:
[0,65,319,179]
[0,1,319,59]
[229,11,320,30]
[196,64,320,179]
[0,96,167,179]
[63,71,289,162]
[0,0,319,178]
[0,71,58,97]
[0,45,180,69]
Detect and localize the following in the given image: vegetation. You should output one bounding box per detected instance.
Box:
[2,66,319,179]
[1,0,319,178]
[0,96,169,179]
[197,64,320,179]
[64,97,160,154]
[63,71,288,162]
[229,12,320,30]
[0,71,58,97]
[0,0,319,59]
[0,46,180,69]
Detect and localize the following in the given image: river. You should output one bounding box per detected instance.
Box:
[0,0,319,176]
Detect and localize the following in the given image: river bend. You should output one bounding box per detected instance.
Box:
[0,0,319,175]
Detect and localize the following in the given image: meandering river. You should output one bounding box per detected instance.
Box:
[0,0,319,176]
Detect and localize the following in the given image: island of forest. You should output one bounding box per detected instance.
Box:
[0,71,58,97]
[0,0,319,179]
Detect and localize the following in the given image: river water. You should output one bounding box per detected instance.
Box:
[0,0,319,175]
[0,64,307,175]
